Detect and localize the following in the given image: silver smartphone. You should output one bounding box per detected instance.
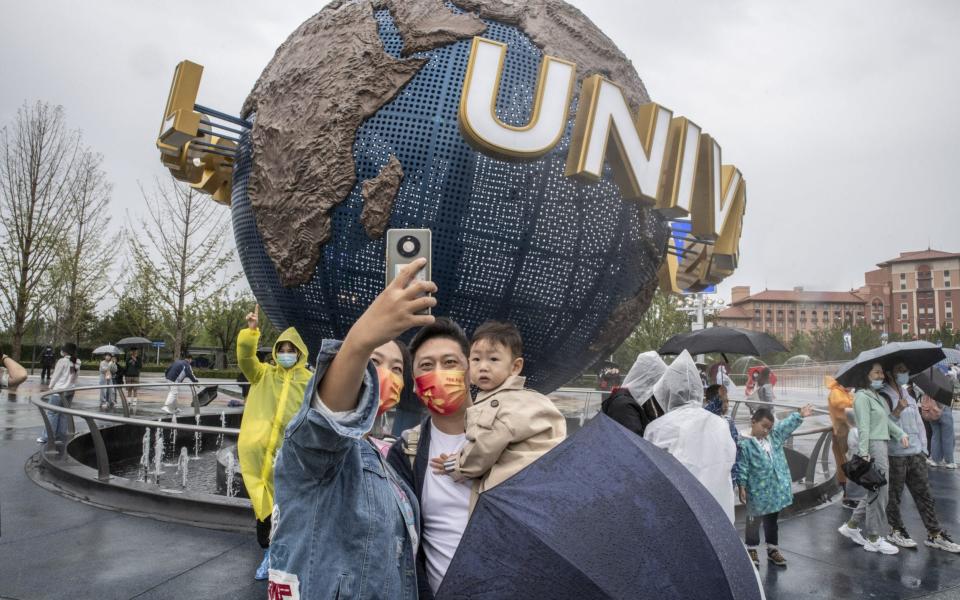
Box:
[385,228,432,314]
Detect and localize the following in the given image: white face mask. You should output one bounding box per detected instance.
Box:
[870,379,885,390]
[276,352,298,369]
[895,373,910,386]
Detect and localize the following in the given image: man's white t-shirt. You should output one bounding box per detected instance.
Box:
[421,422,472,594]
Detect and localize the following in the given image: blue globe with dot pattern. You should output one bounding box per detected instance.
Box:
[231,5,668,392]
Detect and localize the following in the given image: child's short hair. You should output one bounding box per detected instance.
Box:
[705,384,723,398]
[410,317,470,360]
[751,406,775,423]
[471,320,523,359]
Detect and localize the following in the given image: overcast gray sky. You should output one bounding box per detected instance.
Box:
[2,1,958,301]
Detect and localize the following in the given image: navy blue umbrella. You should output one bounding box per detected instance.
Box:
[436,415,761,600]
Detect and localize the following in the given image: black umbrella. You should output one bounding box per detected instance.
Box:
[834,341,946,388]
[659,326,787,358]
[912,367,955,405]
[436,415,761,600]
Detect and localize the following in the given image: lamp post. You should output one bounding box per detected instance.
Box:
[679,293,726,332]
[678,293,726,363]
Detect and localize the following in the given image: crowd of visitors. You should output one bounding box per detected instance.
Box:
[11,255,960,596]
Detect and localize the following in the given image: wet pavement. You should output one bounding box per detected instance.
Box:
[3,376,960,598]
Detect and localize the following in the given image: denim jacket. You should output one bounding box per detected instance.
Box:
[270,340,420,600]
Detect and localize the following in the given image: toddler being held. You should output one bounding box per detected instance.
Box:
[431,321,566,512]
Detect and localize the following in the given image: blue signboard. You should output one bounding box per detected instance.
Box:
[669,220,717,295]
[151,341,166,348]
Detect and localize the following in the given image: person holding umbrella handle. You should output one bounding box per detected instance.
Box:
[837,362,909,556]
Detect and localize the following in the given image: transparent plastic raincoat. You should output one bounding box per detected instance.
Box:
[237,327,311,520]
[644,351,737,522]
[622,351,667,410]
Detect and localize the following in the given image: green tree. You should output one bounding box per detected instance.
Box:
[0,102,82,358]
[128,178,240,358]
[44,149,116,346]
[201,292,254,369]
[612,290,690,367]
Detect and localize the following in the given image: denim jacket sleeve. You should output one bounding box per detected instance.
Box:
[283,339,379,472]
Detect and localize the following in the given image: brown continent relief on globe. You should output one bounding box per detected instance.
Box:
[242,0,651,287]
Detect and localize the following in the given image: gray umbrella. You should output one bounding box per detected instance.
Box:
[92,344,123,355]
[938,347,960,366]
[835,341,946,387]
[912,366,955,404]
[116,336,152,347]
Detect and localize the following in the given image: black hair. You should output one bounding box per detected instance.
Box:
[471,320,523,359]
[409,317,469,360]
[390,338,412,378]
[860,362,883,390]
[757,367,772,386]
[183,353,193,360]
[751,406,775,424]
[705,384,723,399]
[62,342,79,374]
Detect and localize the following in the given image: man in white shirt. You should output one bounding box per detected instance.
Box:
[387,318,473,599]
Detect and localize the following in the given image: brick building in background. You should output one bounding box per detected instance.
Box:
[861,249,960,338]
[716,249,959,340]
[715,287,866,336]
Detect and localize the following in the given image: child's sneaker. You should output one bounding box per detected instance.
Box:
[838,523,867,546]
[887,529,917,548]
[747,549,759,568]
[926,532,960,553]
[863,537,899,555]
[767,548,787,567]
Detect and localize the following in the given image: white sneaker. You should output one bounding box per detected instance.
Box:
[161,405,175,415]
[945,463,957,469]
[888,530,918,548]
[926,532,960,553]
[927,457,938,467]
[864,537,899,555]
[838,523,867,546]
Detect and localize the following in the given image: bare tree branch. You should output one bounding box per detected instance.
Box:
[0,101,81,358]
[127,177,239,357]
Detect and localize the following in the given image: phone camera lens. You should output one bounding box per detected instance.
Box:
[397,235,420,258]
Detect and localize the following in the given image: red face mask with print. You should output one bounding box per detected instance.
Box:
[376,367,404,417]
[414,369,468,416]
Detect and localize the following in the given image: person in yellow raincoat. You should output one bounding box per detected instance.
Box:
[825,375,856,508]
[237,304,311,580]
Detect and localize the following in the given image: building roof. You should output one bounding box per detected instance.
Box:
[716,306,751,320]
[732,289,866,305]
[878,249,960,267]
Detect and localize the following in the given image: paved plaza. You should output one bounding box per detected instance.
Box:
[3,377,960,599]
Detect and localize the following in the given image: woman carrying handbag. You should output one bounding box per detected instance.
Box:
[837,362,909,555]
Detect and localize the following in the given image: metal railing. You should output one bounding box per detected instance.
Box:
[729,398,834,485]
[33,381,242,483]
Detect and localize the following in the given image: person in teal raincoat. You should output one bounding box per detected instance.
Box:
[737,404,813,569]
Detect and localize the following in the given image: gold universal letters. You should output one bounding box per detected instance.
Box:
[459,37,577,160]
[155,60,235,205]
[458,36,748,293]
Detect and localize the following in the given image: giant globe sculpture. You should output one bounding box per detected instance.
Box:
[231,0,669,392]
